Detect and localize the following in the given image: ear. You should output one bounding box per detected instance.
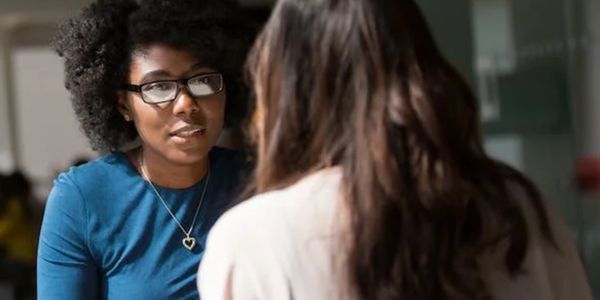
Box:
[117,91,132,121]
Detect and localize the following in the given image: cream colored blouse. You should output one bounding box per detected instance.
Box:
[198,168,593,300]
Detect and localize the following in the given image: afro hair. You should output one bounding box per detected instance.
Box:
[54,0,256,151]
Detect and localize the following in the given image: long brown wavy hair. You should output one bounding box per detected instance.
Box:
[246,0,554,299]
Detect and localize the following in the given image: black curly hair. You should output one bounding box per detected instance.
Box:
[54,0,256,151]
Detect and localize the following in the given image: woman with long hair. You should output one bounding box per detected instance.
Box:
[198,0,592,299]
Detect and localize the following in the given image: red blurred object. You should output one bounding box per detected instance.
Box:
[575,156,600,192]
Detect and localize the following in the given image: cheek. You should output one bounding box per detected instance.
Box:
[203,97,226,125]
[130,101,168,137]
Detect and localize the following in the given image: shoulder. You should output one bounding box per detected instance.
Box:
[207,167,343,249]
[201,169,345,298]
[58,152,129,185]
[48,152,130,205]
[495,181,593,298]
[205,188,296,257]
[208,190,287,247]
[199,189,294,299]
[504,180,569,253]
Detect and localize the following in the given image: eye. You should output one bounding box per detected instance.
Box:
[143,82,173,92]
[188,76,210,85]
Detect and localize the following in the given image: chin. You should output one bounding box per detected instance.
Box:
[167,145,212,166]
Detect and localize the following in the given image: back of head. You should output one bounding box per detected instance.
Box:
[247,0,552,299]
[248,0,480,189]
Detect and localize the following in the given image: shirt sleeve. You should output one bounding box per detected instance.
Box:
[37,174,99,300]
[198,202,292,300]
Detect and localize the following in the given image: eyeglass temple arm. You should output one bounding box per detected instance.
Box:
[123,84,141,92]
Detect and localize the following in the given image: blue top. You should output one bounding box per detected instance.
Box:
[37,147,245,300]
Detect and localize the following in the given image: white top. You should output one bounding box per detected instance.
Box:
[198,168,593,300]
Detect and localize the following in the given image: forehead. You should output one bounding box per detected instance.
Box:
[128,44,203,79]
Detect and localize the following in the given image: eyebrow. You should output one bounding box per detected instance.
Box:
[139,70,172,84]
[139,63,215,84]
[188,62,212,73]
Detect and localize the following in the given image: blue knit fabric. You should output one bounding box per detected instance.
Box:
[38,147,245,300]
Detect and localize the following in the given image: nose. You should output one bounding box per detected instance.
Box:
[172,86,200,117]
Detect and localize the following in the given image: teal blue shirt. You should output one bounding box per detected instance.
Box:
[37,147,245,300]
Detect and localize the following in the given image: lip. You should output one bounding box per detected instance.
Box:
[169,124,207,145]
[169,125,206,137]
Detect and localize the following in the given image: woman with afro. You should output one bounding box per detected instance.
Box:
[37,0,254,299]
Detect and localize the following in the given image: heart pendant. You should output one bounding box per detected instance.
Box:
[182,236,196,250]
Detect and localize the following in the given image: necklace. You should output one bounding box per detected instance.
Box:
[138,150,210,251]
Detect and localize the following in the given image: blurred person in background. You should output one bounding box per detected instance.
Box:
[0,171,38,300]
[198,0,593,299]
[37,0,254,299]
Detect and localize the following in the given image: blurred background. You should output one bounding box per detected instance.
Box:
[0,0,598,299]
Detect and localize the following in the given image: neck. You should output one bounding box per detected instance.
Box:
[133,147,209,189]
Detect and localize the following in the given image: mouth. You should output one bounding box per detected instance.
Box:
[170,128,206,137]
[169,125,207,145]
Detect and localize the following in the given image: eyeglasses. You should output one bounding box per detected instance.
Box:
[123,72,224,104]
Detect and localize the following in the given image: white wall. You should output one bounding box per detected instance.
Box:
[11,47,95,197]
[0,31,15,172]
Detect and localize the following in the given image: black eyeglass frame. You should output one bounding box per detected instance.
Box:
[122,72,224,104]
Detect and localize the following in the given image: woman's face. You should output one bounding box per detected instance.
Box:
[118,43,225,165]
